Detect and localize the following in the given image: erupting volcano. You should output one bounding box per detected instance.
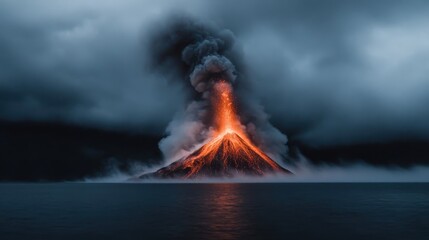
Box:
[136,18,292,180]
[140,81,290,179]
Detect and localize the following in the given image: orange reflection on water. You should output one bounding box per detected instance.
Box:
[198,184,250,240]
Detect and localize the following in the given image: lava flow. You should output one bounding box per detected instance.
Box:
[140,81,290,179]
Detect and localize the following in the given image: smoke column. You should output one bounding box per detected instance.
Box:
[147,16,288,165]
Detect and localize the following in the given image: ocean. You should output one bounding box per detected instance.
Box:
[1,183,428,240]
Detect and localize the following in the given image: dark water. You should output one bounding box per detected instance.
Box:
[1,183,428,240]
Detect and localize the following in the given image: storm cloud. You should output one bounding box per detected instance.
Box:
[208,0,429,146]
[1,0,429,147]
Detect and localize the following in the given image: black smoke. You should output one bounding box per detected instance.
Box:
[147,16,241,91]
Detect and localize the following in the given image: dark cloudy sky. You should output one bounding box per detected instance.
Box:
[2,0,429,144]
[1,0,429,180]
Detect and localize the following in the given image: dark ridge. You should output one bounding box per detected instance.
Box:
[0,120,161,181]
[2,120,429,181]
[288,139,429,167]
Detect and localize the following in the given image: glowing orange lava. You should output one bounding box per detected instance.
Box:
[190,81,285,172]
[140,80,290,179]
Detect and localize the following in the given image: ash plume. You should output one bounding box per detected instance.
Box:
[146,16,288,164]
[147,16,240,90]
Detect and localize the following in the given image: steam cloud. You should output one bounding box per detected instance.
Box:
[147,16,288,164]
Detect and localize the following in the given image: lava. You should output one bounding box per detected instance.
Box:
[140,81,290,179]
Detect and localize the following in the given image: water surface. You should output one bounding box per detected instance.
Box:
[1,183,428,240]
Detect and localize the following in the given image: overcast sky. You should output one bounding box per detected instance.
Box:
[1,0,429,146]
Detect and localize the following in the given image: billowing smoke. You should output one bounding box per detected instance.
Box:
[189,55,237,92]
[239,100,289,162]
[147,15,288,164]
[147,16,239,89]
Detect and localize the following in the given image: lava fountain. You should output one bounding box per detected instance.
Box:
[140,80,291,179]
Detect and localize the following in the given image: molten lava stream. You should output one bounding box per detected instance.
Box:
[205,81,284,171]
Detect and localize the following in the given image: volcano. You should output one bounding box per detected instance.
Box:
[138,81,291,180]
[140,131,290,179]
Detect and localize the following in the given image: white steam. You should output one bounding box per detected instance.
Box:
[158,101,210,163]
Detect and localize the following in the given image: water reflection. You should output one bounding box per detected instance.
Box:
[197,184,250,240]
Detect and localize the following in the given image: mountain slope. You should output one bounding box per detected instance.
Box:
[139,132,291,179]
